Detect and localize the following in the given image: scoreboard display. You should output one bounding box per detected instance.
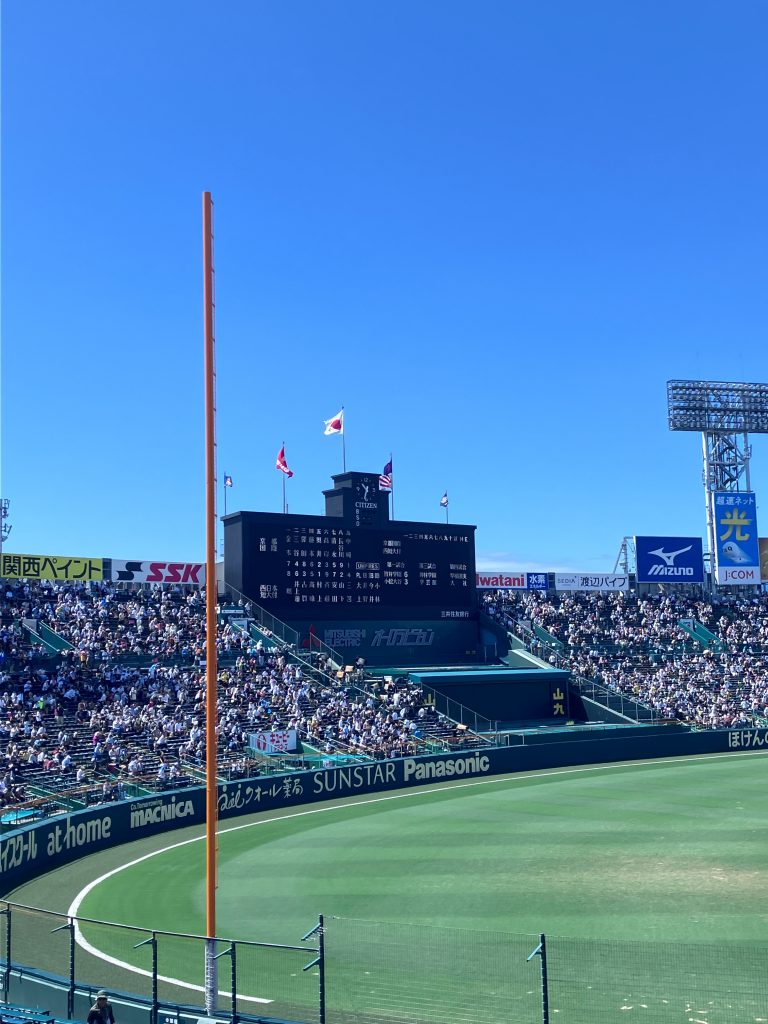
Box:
[225,510,477,622]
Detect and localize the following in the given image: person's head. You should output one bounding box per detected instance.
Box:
[96,991,109,1005]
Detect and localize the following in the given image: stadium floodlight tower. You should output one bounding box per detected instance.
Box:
[667,380,768,580]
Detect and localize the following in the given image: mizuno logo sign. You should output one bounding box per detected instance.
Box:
[647,564,695,576]
[647,545,692,566]
[637,538,702,583]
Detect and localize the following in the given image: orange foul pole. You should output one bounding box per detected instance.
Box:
[202,192,219,951]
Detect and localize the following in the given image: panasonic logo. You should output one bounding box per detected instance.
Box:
[130,798,195,829]
[647,565,695,576]
[402,754,490,782]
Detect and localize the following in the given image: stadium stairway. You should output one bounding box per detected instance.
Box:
[19,622,63,658]
[570,673,663,724]
[677,617,722,651]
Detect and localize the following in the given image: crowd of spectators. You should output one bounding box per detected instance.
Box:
[8,575,768,815]
[0,579,458,811]
[484,589,768,729]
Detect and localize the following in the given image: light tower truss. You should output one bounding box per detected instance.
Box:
[667,380,768,583]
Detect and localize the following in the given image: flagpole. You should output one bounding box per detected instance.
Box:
[390,453,395,520]
[221,482,227,558]
[341,406,346,472]
[282,444,287,514]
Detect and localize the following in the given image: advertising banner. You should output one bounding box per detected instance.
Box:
[110,560,206,585]
[0,731,758,894]
[475,572,527,589]
[713,492,760,585]
[249,729,298,754]
[634,537,704,583]
[759,538,768,583]
[0,553,103,581]
[475,571,548,590]
[555,573,629,592]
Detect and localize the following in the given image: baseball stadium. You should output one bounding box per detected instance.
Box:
[0,370,767,1024]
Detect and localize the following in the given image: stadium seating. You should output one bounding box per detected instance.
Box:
[485,589,768,729]
[5,577,767,814]
[0,579,472,811]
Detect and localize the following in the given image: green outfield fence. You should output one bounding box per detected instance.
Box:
[2,902,766,1024]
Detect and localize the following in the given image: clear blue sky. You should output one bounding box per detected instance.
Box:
[3,1,768,572]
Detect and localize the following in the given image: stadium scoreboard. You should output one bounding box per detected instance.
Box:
[224,471,477,622]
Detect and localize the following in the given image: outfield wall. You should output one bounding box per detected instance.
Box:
[1,725,764,896]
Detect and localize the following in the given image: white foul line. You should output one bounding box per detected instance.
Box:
[66,748,767,1002]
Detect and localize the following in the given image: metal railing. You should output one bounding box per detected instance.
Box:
[0,901,322,1024]
[218,583,300,649]
[511,623,662,723]
[569,674,662,723]
[350,675,500,746]
[2,904,766,1024]
[219,583,345,672]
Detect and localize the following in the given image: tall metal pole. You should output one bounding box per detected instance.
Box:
[317,914,326,1024]
[526,934,549,1024]
[202,191,219,1012]
[702,432,716,591]
[389,454,395,520]
[2,906,11,1003]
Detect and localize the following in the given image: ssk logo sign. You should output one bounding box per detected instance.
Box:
[634,537,704,583]
[111,560,206,586]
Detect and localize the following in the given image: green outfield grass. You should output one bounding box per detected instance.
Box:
[8,752,768,1023]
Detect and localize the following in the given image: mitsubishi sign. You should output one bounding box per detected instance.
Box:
[634,537,705,583]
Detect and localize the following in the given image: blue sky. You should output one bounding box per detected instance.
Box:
[3,1,768,571]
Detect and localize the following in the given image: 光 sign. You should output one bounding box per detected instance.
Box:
[634,537,704,583]
[713,492,760,585]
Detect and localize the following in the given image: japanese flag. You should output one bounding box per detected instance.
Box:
[323,409,344,435]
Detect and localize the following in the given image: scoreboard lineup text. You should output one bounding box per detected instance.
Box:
[232,512,477,621]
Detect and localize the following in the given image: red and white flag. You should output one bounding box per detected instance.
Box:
[323,409,344,435]
[275,445,294,477]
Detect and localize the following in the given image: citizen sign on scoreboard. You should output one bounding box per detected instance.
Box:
[634,537,704,583]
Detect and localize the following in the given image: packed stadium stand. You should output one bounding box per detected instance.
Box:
[0,579,478,816]
[2,577,768,817]
[484,589,768,729]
